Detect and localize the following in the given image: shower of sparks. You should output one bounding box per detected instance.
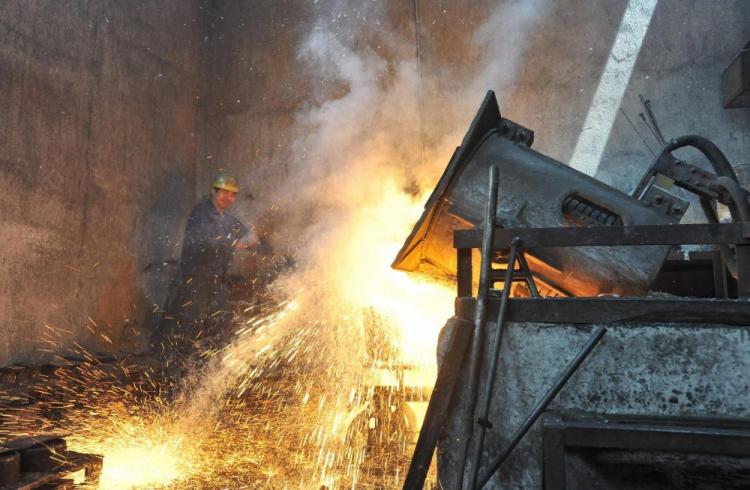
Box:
[0,188,453,489]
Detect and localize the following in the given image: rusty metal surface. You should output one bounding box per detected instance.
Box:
[393,91,676,297]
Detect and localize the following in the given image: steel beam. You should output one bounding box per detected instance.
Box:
[455,297,750,326]
[454,222,750,249]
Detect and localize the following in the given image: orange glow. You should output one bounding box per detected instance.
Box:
[319,181,454,367]
[5,178,453,489]
[75,426,193,489]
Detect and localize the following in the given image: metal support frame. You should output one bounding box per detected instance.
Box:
[710,250,730,298]
[461,167,543,489]
[653,250,731,299]
[409,215,750,490]
[454,222,750,249]
[453,297,750,326]
[443,220,750,490]
[541,412,750,490]
[736,244,750,297]
[515,253,540,297]
[455,222,750,299]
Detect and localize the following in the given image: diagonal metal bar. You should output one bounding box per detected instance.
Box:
[402,317,474,490]
[476,326,608,488]
[516,252,539,298]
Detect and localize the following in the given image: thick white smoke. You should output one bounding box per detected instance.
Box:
[186,0,554,432]
[162,1,555,486]
[274,0,552,272]
[471,0,552,96]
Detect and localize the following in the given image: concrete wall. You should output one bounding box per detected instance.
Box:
[0,1,203,364]
[195,0,310,244]
[197,0,750,234]
[2,0,749,365]
[416,0,750,189]
[595,0,750,192]
[196,0,422,239]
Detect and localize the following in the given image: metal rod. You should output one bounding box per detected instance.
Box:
[516,252,539,298]
[639,94,666,146]
[466,239,520,490]
[477,326,608,488]
[456,165,500,490]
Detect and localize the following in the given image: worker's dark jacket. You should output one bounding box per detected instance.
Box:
[160,197,248,348]
[180,197,248,282]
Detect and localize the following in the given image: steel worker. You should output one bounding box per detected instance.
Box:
[156,173,259,376]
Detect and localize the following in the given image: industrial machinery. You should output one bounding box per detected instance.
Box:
[398,91,750,489]
[393,92,687,297]
[394,91,750,298]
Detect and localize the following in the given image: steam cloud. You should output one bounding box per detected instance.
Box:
[168,0,554,486]
[274,0,552,272]
[188,0,554,450]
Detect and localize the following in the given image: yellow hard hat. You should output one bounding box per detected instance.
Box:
[212,173,239,193]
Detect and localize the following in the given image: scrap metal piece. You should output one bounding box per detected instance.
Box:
[0,435,102,489]
[638,94,667,146]
[67,450,103,486]
[20,438,67,473]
